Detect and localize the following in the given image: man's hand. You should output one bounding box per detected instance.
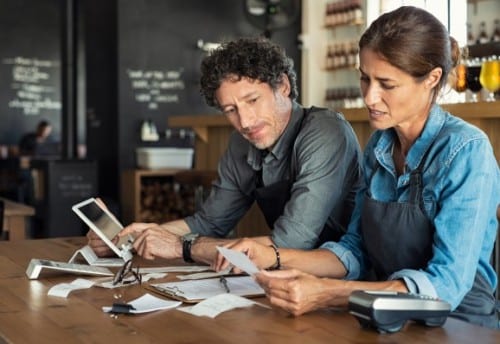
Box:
[119,222,183,260]
[213,237,277,272]
[86,229,116,257]
[85,197,120,257]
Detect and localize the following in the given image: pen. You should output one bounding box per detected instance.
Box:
[219,276,230,293]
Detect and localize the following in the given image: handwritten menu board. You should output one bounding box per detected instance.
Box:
[3,56,61,116]
[126,67,185,110]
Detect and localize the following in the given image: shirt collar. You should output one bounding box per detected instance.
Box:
[247,101,303,169]
[375,104,446,171]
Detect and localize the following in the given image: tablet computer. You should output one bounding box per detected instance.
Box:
[72,198,133,261]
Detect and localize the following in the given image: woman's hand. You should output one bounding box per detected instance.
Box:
[255,269,348,316]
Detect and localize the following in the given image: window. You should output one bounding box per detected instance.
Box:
[366,0,467,47]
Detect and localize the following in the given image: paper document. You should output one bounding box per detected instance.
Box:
[177,266,232,280]
[216,246,260,276]
[48,278,96,298]
[147,276,264,303]
[102,293,181,314]
[139,266,212,273]
[178,293,269,318]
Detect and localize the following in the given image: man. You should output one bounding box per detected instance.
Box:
[88,37,363,265]
[18,120,55,156]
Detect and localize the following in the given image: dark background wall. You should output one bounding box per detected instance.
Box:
[0,0,302,216]
[86,0,302,211]
[0,0,62,145]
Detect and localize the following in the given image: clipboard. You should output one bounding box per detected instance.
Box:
[145,276,265,303]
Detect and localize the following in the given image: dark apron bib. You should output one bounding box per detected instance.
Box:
[253,107,346,245]
[254,176,291,230]
[361,152,498,328]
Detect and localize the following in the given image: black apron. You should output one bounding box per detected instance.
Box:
[253,107,347,245]
[361,150,499,328]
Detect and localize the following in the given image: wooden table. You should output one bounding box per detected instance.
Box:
[0,237,499,343]
[1,197,35,240]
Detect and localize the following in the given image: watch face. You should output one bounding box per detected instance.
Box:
[183,233,199,242]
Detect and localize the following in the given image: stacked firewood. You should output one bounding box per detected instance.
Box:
[139,177,196,223]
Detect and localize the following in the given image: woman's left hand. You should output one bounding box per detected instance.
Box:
[255,269,347,316]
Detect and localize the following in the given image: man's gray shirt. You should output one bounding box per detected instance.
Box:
[184,101,363,249]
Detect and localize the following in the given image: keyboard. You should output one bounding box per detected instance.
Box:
[26,258,114,279]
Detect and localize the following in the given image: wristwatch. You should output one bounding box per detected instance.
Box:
[181,233,199,263]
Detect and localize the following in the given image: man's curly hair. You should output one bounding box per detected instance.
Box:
[200,36,298,108]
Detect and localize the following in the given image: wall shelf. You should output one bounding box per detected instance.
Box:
[468,41,500,57]
[340,101,500,162]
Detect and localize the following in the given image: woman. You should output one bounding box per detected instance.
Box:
[215,6,500,328]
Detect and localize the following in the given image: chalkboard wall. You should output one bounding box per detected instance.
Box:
[0,0,62,145]
[0,0,302,207]
[116,0,302,172]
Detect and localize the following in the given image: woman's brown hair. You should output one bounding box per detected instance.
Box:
[359,6,461,102]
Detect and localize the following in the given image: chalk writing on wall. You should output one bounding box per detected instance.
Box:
[3,56,61,116]
[57,173,95,198]
[126,68,185,110]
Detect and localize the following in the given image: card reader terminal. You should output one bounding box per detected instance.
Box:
[348,290,451,333]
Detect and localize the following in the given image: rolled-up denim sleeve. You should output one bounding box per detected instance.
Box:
[389,269,438,297]
[320,241,362,280]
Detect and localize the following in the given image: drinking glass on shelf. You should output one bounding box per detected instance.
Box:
[465,58,483,102]
[447,61,467,103]
[479,57,500,102]
[452,63,467,93]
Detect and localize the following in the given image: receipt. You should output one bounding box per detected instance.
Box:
[48,278,96,298]
[216,246,259,276]
[102,293,181,314]
[177,293,269,318]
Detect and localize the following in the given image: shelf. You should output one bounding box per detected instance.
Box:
[324,19,364,29]
[339,102,500,162]
[468,41,500,58]
[341,101,500,121]
[121,168,185,224]
[324,65,357,72]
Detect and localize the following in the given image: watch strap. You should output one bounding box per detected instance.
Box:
[182,236,196,263]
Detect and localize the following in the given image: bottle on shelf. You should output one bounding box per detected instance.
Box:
[467,23,475,46]
[324,0,363,28]
[338,42,348,68]
[348,41,358,68]
[324,2,333,27]
[325,40,359,70]
[325,86,363,110]
[352,0,363,24]
[491,19,500,42]
[332,43,341,69]
[141,119,159,142]
[326,45,334,70]
[477,21,489,44]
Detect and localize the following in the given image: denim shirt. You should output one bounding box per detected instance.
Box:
[185,101,363,249]
[322,104,500,309]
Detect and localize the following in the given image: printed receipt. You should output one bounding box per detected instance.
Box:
[48,278,96,298]
[216,246,260,275]
[178,293,269,318]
